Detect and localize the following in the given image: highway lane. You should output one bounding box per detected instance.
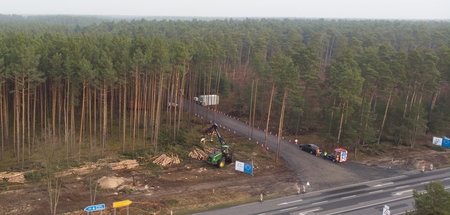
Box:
[194,167,450,215]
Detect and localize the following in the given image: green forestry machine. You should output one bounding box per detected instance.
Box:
[202,123,233,168]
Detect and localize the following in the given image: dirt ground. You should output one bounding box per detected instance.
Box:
[0,131,297,215]
[297,132,450,171]
[1,129,448,215]
[355,136,450,170]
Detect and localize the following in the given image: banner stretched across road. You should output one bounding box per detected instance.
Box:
[235,161,253,175]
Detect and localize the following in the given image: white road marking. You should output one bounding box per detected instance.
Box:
[257,213,266,215]
[394,185,410,190]
[420,181,429,185]
[374,182,393,187]
[369,189,384,194]
[340,195,357,199]
[312,200,328,205]
[442,177,450,181]
[279,206,297,212]
[277,199,303,206]
[327,196,412,215]
[394,189,413,196]
[298,208,320,215]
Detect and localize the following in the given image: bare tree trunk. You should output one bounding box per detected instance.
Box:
[143,74,148,150]
[118,85,122,142]
[173,71,179,138]
[336,102,345,146]
[15,78,20,165]
[411,94,423,148]
[251,79,258,138]
[122,81,127,153]
[133,65,138,153]
[264,83,275,146]
[52,84,56,144]
[65,80,69,162]
[22,76,25,169]
[178,65,187,133]
[102,80,107,156]
[4,86,9,159]
[403,93,409,118]
[249,80,254,137]
[110,87,114,136]
[78,81,86,161]
[88,86,92,152]
[276,90,287,163]
[377,91,392,145]
[328,98,336,135]
[427,89,439,123]
[70,87,75,156]
[154,74,164,152]
[0,87,3,161]
[93,89,97,149]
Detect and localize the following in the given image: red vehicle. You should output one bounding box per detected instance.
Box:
[326,148,348,163]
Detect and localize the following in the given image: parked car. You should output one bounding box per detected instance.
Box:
[299,144,320,155]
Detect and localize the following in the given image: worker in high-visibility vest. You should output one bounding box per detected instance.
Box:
[316,148,320,156]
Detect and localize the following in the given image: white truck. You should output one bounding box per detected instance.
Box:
[194,95,219,106]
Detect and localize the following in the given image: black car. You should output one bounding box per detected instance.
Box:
[299,144,320,155]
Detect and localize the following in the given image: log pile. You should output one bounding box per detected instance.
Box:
[108,159,139,170]
[153,154,180,166]
[54,164,97,178]
[188,148,210,160]
[0,172,25,183]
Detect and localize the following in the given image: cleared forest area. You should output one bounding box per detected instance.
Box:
[0,15,449,214]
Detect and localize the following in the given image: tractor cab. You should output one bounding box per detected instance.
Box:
[221,145,230,154]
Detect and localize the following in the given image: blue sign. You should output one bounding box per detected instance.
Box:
[341,152,347,160]
[244,163,253,175]
[443,138,450,148]
[84,204,105,212]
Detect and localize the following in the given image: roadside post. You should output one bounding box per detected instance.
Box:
[113,200,132,215]
[430,163,433,171]
[260,193,263,203]
[251,159,254,176]
[297,184,301,195]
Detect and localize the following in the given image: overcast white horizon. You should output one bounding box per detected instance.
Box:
[0,0,449,20]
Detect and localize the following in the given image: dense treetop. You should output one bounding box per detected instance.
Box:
[0,15,449,168]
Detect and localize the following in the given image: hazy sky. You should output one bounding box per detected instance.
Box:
[1,0,449,20]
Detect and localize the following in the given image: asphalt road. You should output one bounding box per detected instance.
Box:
[194,167,450,215]
[188,103,406,190]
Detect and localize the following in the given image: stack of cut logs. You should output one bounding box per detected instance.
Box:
[153,154,180,166]
[188,147,210,160]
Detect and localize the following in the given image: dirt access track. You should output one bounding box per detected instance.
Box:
[191,104,407,190]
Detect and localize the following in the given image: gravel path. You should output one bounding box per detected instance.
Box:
[189,103,406,191]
